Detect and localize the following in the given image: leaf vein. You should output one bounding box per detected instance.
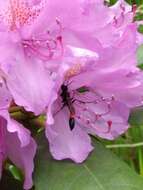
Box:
[83,164,105,190]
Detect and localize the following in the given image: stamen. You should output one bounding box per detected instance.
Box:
[74,92,115,134]
[132,4,137,17]
[120,3,125,12]
[22,36,63,61]
[22,20,63,61]
[106,120,112,133]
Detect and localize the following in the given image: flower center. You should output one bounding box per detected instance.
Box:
[22,21,63,61]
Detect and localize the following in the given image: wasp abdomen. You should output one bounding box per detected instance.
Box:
[69,117,75,130]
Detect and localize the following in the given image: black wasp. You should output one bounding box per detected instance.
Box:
[60,82,114,133]
[60,84,75,130]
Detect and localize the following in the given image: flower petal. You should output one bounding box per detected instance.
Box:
[5,120,37,190]
[46,108,93,163]
[6,60,55,115]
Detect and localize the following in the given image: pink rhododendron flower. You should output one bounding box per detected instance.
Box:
[0,0,61,115]
[45,25,143,163]
[34,0,137,49]
[5,60,56,115]
[0,80,36,189]
[0,0,63,63]
[0,0,138,117]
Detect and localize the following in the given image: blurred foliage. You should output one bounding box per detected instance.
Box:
[109,0,117,5]
[138,24,143,34]
[137,45,143,69]
[0,170,23,190]
[126,0,143,5]
[5,163,24,182]
[34,133,143,190]
[107,0,143,6]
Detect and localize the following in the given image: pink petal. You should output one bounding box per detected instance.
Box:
[46,108,93,163]
[76,99,129,140]
[0,114,37,189]
[5,129,36,190]
[6,60,55,115]
[0,117,7,179]
[0,81,12,109]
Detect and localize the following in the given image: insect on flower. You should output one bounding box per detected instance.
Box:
[47,42,130,141]
[60,83,76,130]
[57,78,116,134]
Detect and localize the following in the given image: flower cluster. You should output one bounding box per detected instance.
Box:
[0,0,143,189]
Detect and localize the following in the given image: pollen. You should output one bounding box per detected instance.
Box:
[65,63,82,79]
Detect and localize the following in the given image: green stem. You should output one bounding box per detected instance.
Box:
[138,148,143,176]
[9,106,23,113]
[10,111,27,120]
[129,158,136,170]
[106,142,143,148]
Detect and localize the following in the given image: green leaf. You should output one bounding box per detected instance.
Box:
[34,133,143,190]
[129,107,143,127]
[137,45,143,69]
[5,163,23,181]
[138,25,143,34]
[0,170,23,190]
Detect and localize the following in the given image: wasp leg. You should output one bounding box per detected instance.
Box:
[54,103,66,116]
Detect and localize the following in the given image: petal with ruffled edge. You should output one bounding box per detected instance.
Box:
[4,118,37,190]
[5,130,36,190]
[46,108,93,163]
[6,60,55,115]
[0,79,12,109]
[0,108,37,190]
[75,98,130,140]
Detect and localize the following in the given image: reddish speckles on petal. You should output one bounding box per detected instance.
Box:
[0,1,64,61]
[0,0,44,30]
